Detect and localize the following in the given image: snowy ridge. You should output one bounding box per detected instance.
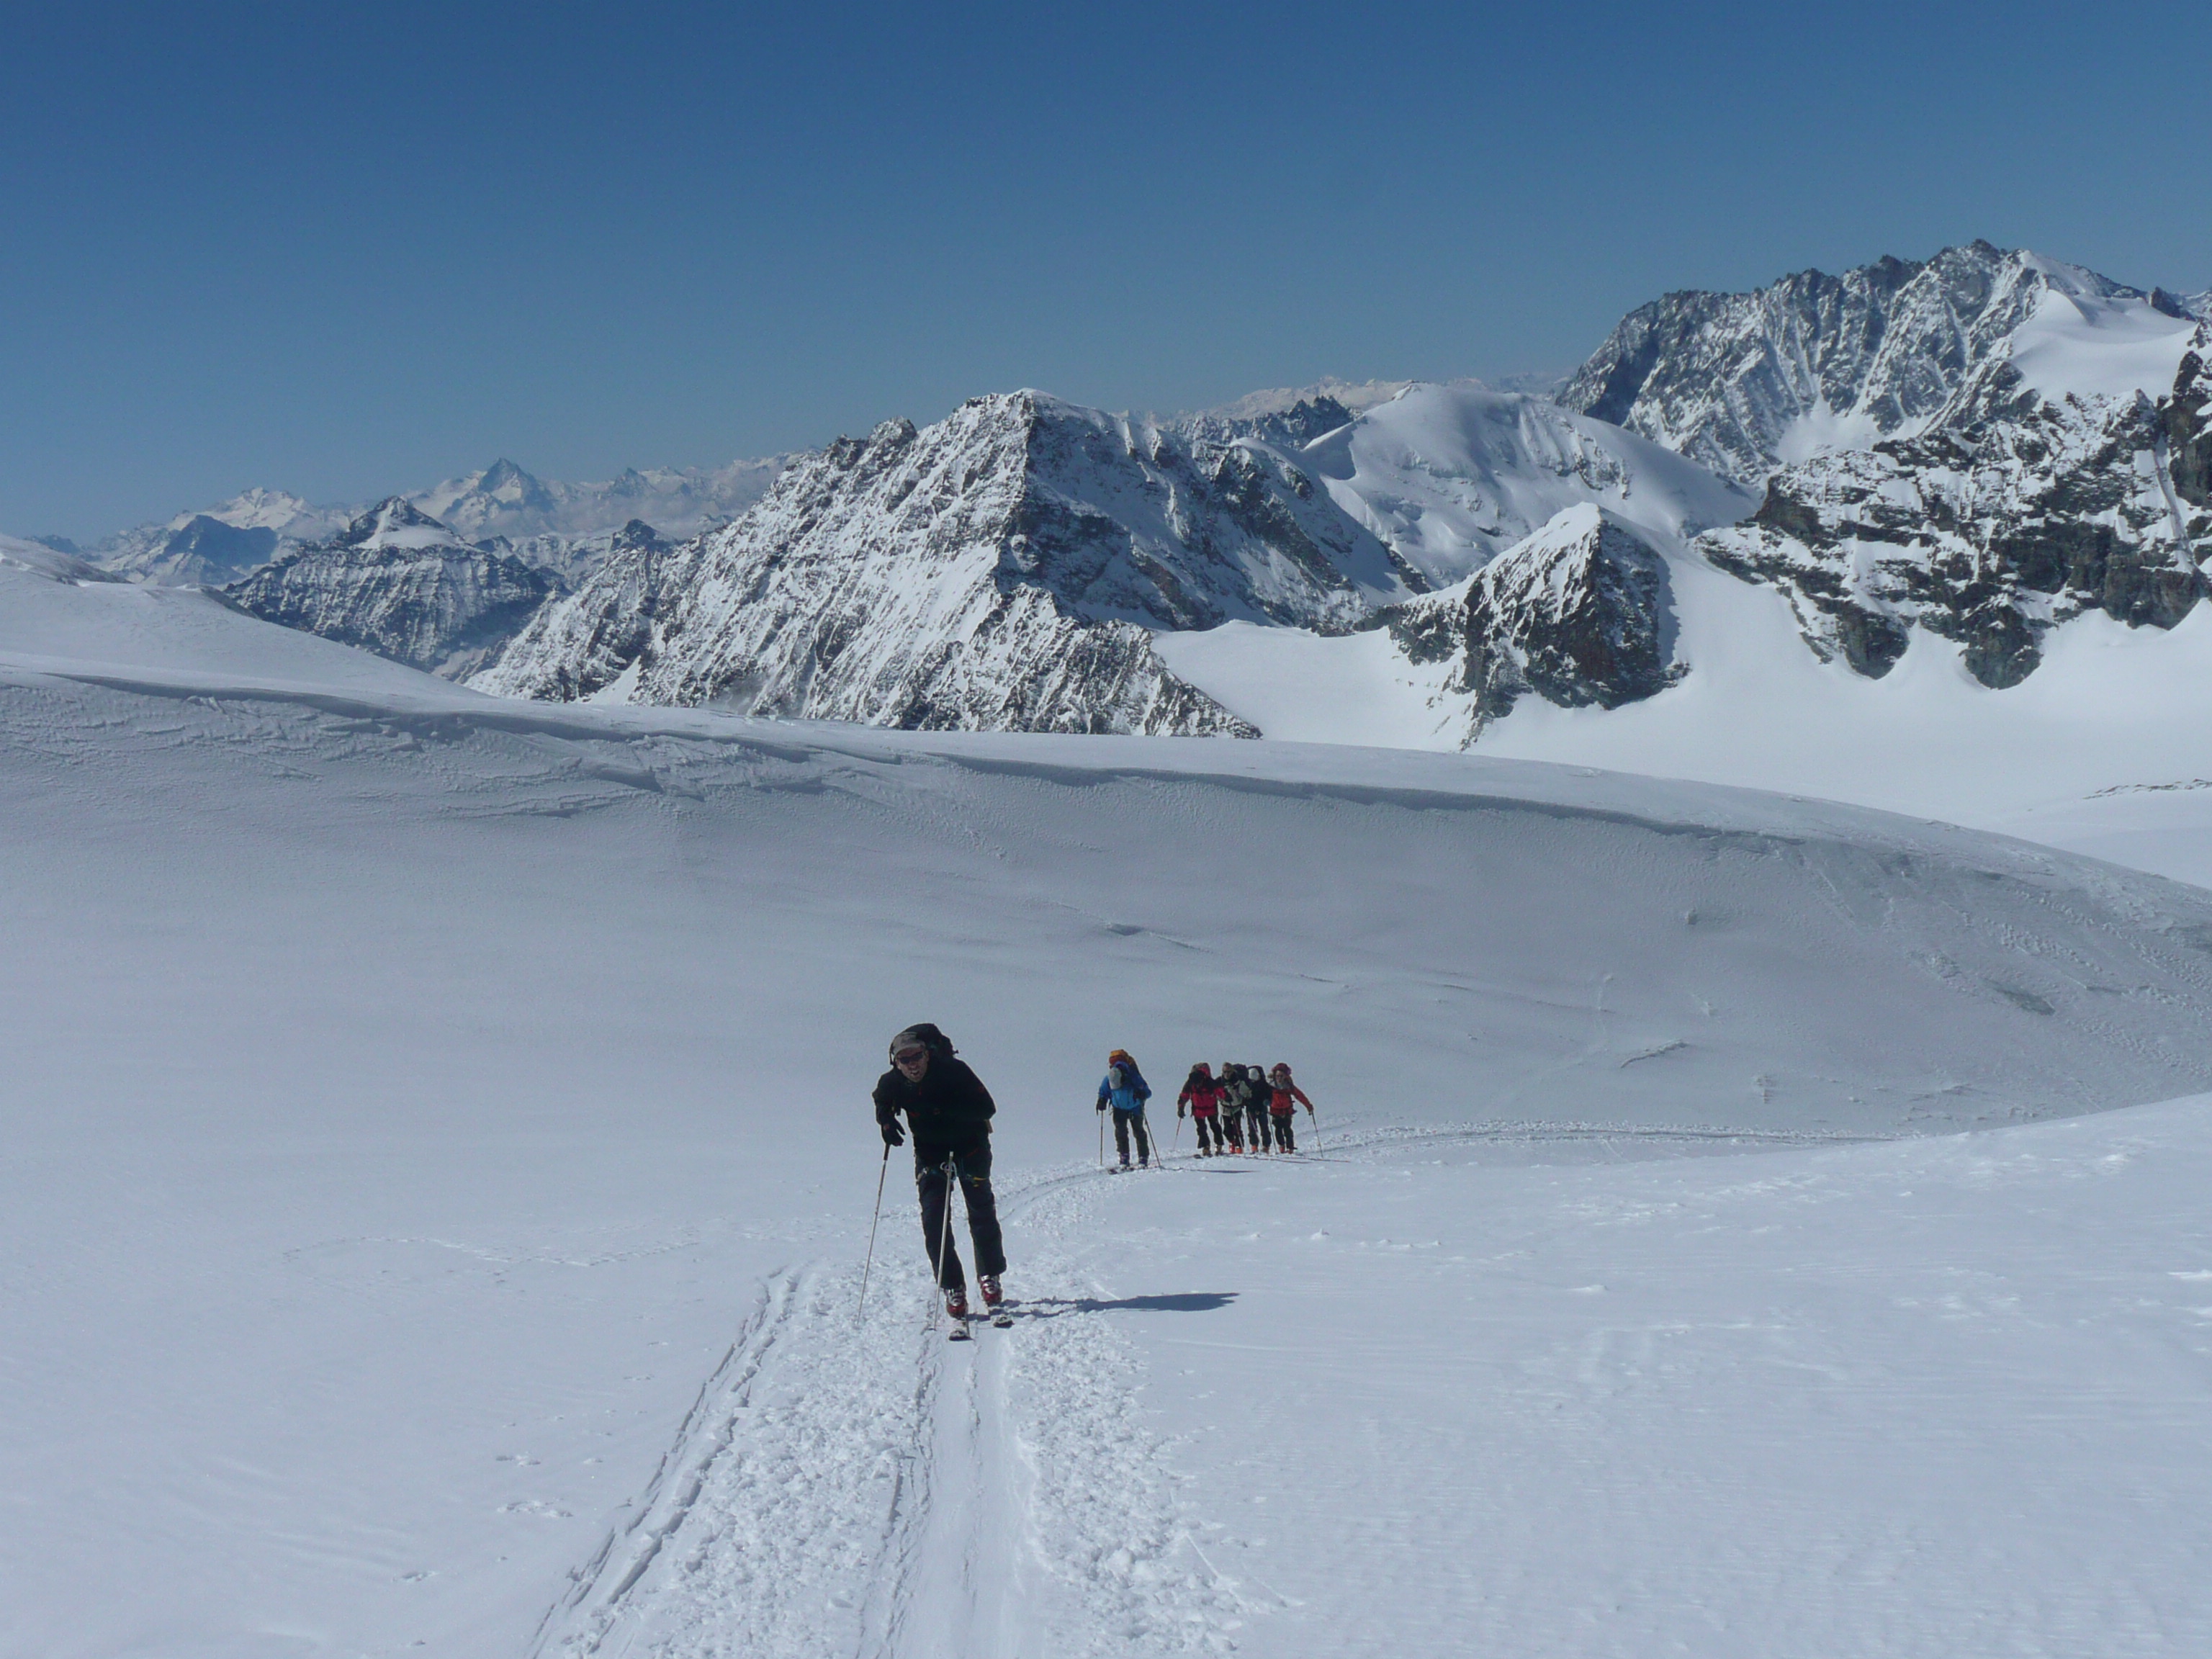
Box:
[1,529,120,584]
[1303,383,1755,585]
[475,390,1419,732]
[412,454,793,543]
[68,457,793,588]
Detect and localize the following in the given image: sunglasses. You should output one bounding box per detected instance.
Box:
[891,1047,928,1064]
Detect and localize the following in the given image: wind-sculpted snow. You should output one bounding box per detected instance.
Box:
[1560,243,2191,483]
[225,498,561,679]
[1381,505,1682,736]
[475,390,1416,733]
[1698,325,2212,687]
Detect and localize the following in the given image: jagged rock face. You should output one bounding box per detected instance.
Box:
[474,392,1406,734]
[1696,336,2212,688]
[1178,395,1357,451]
[484,518,676,586]
[1380,505,1681,734]
[225,499,561,680]
[1558,243,2135,482]
[2167,338,2212,511]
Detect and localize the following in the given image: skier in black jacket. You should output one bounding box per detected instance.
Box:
[873,1023,1007,1320]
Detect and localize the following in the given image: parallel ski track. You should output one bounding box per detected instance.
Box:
[533,1120,1876,1655]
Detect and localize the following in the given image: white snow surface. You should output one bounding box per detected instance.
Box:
[1306,385,1756,585]
[1159,544,2212,889]
[16,549,2212,1655]
[2007,256,2203,404]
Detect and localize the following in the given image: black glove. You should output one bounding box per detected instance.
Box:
[1095,1101,1107,1112]
[880,1118,904,1148]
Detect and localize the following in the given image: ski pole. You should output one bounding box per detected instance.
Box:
[1098,1109,1105,1168]
[856,1141,891,1323]
[930,1152,958,1325]
[1174,1113,1184,1153]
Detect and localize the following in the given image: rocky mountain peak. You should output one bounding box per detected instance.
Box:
[1378,504,1682,737]
[1556,243,2154,483]
[333,497,459,549]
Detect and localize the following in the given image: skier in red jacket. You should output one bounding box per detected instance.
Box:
[1267,1063,1316,1152]
[1177,1062,1226,1156]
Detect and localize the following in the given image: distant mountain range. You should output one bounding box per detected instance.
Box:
[44,456,796,588]
[44,242,2212,747]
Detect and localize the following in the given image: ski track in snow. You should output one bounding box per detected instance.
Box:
[533,1161,1262,1658]
[533,1119,1873,1658]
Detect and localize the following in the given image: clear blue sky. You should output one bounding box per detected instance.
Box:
[4,0,2208,539]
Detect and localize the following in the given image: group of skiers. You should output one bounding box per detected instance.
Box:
[1094,1051,1316,1168]
[1173,1059,1313,1157]
[872,1026,1320,1333]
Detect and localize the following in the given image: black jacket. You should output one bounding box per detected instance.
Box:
[874,1055,997,1160]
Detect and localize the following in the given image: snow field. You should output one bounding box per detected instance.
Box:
[1159,552,2212,889]
[1081,1105,2212,1656]
[12,617,2212,1653]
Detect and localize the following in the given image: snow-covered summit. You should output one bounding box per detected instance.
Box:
[87,488,349,586]
[1377,503,1683,738]
[472,388,1416,732]
[1305,383,1756,585]
[331,496,466,551]
[69,458,796,589]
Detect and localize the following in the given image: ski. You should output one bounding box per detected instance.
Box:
[947,1316,973,1341]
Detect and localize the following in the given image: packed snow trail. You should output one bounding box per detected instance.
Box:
[532,1163,1248,1658]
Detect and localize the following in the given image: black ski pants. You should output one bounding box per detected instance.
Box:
[1270,1110,1296,1152]
[1112,1107,1151,1165]
[1220,1107,1244,1149]
[1249,1107,1274,1151]
[1192,1113,1224,1154]
[917,1141,1005,1290]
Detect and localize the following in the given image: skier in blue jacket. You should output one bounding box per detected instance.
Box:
[1096,1048,1153,1169]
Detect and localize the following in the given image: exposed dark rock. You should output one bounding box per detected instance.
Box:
[1380,506,1683,733]
[1695,369,2211,688]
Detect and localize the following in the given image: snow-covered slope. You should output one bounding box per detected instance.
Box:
[1377,503,1683,737]
[1304,382,1756,585]
[225,498,562,679]
[1559,242,2201,482]
[475,391,1414,733]
[0,530,459,695]
[16,577,2212,1653]
[19,563,2212,1653]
